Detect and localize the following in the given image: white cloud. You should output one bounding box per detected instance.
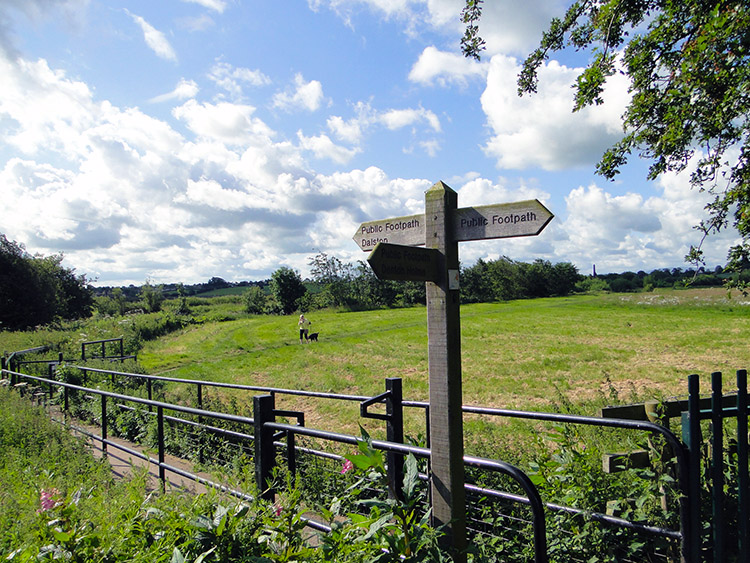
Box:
[480,54,630,171]
[473,0,567,56]
[297,131,361,164]
[126,10,177,62]
[181,0,227,13]
[273,74,325,112]
[149,79,199,103]
[208,61,271,100]
[552,175,739,273]
[409,46,488,87]
[379,107,441,132]
[327,115,364,144]
[173,99,274,144]
[175,178,254,211]
[178,14,215,32]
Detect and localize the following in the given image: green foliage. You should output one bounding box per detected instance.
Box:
[270,267,307,315]
[140,280,165,313]
[463,0,750,277]
[0,234,93,330]
[320,428,453,562]
[461,257,580,302]
[244,286,267,315]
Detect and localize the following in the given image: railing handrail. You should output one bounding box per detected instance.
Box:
[68,364,375,402]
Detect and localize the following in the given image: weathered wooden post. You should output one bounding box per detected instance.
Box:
[355,180,553,558]
[424,182,466,551]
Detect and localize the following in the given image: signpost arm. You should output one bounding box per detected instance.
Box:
[425,181,467,557]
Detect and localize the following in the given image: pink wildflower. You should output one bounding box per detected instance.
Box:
[37,488,61,513]
[341,459,354,474]
[273,503,283,517]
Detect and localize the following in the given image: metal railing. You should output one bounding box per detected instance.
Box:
[6,359,749,561]
[14,362,694,560]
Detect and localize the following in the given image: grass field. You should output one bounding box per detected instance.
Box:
[133,287,750,439]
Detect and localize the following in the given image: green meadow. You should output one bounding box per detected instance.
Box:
[132,287,750,440]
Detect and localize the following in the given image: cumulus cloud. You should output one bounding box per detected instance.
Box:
[480,54,630,171]
[273,74,325,112]
[173,99,274,144]
[380,106,441,132]
[409,46,488,87]
[150,79,199,103]
[126,10,177,62]
[0,50,441,284]
[297,131,361,164]
[328,102,440,138]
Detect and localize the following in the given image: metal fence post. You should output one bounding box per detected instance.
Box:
[685,374,702,561]
[147,379,153,412]
[157,405,166,491]
[711,372,725,562]
[197,383,204,464]
[254,394,276,501]
[101,394,108,458]
[738,369,749,563]
[48,363,55,400]
[81,343,86,361]
[386,377,404,500]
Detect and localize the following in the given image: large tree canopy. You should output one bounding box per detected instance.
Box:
[463,0,750,282]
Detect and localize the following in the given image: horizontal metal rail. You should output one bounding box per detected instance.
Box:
[265,420,549,563]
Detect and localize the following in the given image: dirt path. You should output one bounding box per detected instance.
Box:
[49,407,216,495]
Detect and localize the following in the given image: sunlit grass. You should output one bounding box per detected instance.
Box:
[131,290,750,441]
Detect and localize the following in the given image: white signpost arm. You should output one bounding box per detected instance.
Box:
[425,181,467,557]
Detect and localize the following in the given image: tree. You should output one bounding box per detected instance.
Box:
[244,285,267,314]
[270,267,307,315]
[140,280,164,313]
[462,1,750,282]
[308,252,354,308]
[0,234,93,329]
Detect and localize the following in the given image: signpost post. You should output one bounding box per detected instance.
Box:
[355,182,553,559]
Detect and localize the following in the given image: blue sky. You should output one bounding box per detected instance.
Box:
[0,0,739,285]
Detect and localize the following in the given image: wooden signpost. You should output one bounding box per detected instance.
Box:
[355,181,553,558]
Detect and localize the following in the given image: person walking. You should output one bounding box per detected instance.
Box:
[298,314,311,343]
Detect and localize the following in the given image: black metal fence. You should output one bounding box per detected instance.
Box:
[2,355,749,563]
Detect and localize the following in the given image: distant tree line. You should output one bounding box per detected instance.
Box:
[0,234,93,330]
[251,253,584,315]
[584,266,748,293]
[4,228,744,332]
